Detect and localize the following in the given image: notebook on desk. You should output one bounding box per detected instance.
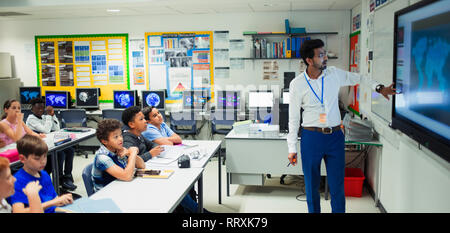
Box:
[134,169,174,179]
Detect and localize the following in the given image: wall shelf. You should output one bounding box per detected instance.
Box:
[243,32,339,37]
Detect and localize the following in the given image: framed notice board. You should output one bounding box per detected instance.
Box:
[145,31,214,103]
[35,33,129,102]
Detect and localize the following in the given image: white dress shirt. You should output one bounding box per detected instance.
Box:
[287,66,379,154]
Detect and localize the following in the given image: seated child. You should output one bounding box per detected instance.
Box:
[121,106,163,161]
[26,97,76,191]
[121,106,206,213]
[141,106,182,145]
[0,99,45,147]
[6,135,73,213]
[0,156,43,213]
[92,119,145,193]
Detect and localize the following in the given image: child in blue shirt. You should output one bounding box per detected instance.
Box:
[92,119,145,193]
[141,106,182,145]
[7,134,73,213]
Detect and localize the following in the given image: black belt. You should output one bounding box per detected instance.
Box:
[303,126,341,134]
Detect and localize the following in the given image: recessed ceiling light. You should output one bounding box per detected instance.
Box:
[106,9,120,13]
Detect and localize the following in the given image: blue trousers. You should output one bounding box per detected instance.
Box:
[180,195,199,213]
[300,128,346,213]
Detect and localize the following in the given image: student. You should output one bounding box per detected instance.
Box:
[92,119,145,193]
[142,106,182,145]
[0,99,45,146]
[287,39,396,213]
[121,106,163,162]
[26,97,76,191]
[6,135,73,213]
[0,156,43,213]
[122,106,208,213]
[0,138,5,149]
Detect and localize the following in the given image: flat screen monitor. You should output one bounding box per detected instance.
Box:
[248,91,273,108]
[113,90,137,109]
[183,90,209,111]
[391,0,450,162]
[142,90,165,110]
[217,91,240,110]
[282,91,290,104]
[19,87,41,105]
[45,90,69,110]
[75,88,99,109]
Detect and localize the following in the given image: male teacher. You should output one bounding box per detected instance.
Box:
[287,39,396,213]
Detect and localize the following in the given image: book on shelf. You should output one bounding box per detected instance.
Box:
[134,169,175,179]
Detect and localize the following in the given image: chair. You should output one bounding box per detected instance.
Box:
[102,109,124,121]
[211,110,235,135]
[60,109,88,158]
[21,109,32,122]
[169,111,198,139]
[211,110,236,165]
[82,163,95,197]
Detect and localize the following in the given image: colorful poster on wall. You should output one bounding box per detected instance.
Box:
[168,67,191,97]
[108,60,125,84]
[146,31,213,103]
[193,64,210,88]
[74,41,90,64]
[133,68,145,85]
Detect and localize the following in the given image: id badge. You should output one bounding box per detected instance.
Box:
[319,105,327,125]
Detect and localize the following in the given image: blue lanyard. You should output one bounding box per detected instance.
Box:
[304,72,324,105]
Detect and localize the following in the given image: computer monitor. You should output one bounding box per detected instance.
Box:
[113,90,137,109]
[45,90,69,110]
[217,91,240,110]
[279,103,289,132]
[19,86,41,106]
[284,72,296,89]
[142,90,165,110]
[183,90,209,111]
[282,91,290,104]
[248,91,273,108]
[75,88,99,109]
[391,0,450,162]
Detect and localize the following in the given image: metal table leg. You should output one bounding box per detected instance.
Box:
[198,173,203,213]
[218,145,222,204]
[51,150,60,195]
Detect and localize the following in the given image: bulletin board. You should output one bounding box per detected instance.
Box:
[35,33,130,102]
[145,31,214,103]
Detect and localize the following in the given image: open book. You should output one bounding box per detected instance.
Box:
[134,169,174,179]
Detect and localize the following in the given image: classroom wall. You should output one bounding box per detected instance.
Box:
[357,0,450,213]
[0,10,350,109]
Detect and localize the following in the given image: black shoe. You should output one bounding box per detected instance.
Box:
[64,174,74,183]
[61,179,77,191]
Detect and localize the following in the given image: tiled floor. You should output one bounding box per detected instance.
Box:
[71,153,380,213]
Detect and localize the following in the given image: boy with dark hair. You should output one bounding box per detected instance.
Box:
[92,119,145,193]
[26,97,76,191]
[121,106,163,161]
[141,106,182,145]
[7,134,73,213]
